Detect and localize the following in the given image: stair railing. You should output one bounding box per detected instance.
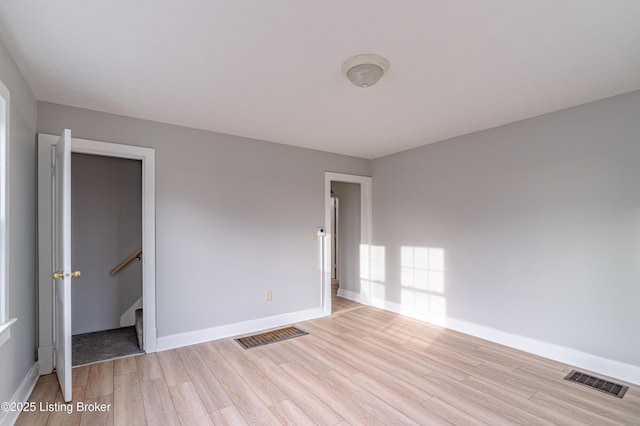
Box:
[110,248,142,276]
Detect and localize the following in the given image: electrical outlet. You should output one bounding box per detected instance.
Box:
[266,290,272,301]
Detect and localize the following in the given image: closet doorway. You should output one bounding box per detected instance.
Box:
[70,153,143,365]
[37,134,157,381]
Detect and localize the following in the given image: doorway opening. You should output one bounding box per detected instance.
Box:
[330,182,364,314]
[38,134,157,380]
[323,173,372,315]
[70,153,143,365]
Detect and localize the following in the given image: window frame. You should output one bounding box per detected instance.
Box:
[0,78,15,347]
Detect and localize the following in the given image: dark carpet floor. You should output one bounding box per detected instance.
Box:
[72,326,143,366]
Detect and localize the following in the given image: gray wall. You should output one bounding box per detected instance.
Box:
[372,90,640,367]
[331,182,361,293]
[72,153,142,334]
[0,41,38,407]
[38,102,371,337]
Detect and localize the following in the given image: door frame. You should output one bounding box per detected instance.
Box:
[37,134,157,374]
[323,172,372,315]
[330,196,339,280]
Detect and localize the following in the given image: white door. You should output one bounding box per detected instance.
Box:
[53,129,74,402]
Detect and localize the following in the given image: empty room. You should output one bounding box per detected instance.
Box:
[0,1,639,425]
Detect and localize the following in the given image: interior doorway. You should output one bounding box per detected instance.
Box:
[330,182,363,314]
[37,134,157,378]
[331,194,338,280]
[70,153,143,365]
[323,172,372,315]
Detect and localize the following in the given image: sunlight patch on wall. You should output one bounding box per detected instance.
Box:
[360,244,385,304]
[400,246,446,325]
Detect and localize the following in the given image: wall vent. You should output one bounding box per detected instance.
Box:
[564,370,628,398]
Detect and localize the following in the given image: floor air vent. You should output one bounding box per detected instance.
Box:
[235,326,308,349]
[564,370,628,398]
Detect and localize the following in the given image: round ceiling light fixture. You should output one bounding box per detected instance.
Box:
[342,54,390,88]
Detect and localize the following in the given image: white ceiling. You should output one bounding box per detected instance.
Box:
[1,1,639,159]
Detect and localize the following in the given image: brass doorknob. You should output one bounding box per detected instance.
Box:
[53,271,81,279]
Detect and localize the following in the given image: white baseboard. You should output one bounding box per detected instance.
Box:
[336,288,361,302]
[445,317,640,386]
[368,296,640,386]
[369,296,448,327]
[0,362,39,426]
[156,307,325,352]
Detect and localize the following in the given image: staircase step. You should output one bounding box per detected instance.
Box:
[135,308,144,351]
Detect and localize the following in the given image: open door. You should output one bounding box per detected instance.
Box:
[52,129,76,402]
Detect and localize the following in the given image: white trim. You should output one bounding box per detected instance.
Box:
[71,136,157,353]
[36,137,54,372]
[0,317,16,347]
[0,362,39,426]
[336,288,361,303]
[157,308,324,352]
[324,173,372,315]
[37,133,157,374]
[0,79,9,328]
[370,295,640,386]
[445,317,640,386]
[369,296,448,327]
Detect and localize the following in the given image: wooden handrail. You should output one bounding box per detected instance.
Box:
[110,248,142,276]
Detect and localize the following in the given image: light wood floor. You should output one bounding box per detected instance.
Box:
[331,279,362,314]
[18,304,639,425]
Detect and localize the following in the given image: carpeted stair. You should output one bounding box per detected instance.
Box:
[135,308,144,350]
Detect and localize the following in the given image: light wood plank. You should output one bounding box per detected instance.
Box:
[219,348,287,406]
[281,361,385,425]
[45,389,81,426]
[321,369,421,425]
[177,346,233,412]
[114,372,145,426]
[514,366,639,425]
[210,406,248,426]
[140,377,180,426]
[426,370,551,425]
[114,356,139,376]
[350,372,446,424]
[530,391,625,426]
[466,361,539,399]
[393,368,519,425]
[72,365,90,388]
[421,397,488,426]
[200,353,282,424]
[169,382,214,426]
[136,353,164,382]
[85,361,114,400]
[157,349,190,387]
[79,394,114,426]
[269,399,315,426]
[462,375,580,425]
[253,356,344,426]
[290,336,359,377]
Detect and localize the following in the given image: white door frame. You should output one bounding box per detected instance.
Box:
[37,134,157,373]
[323,172,372,315]
[330,196,339,280]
